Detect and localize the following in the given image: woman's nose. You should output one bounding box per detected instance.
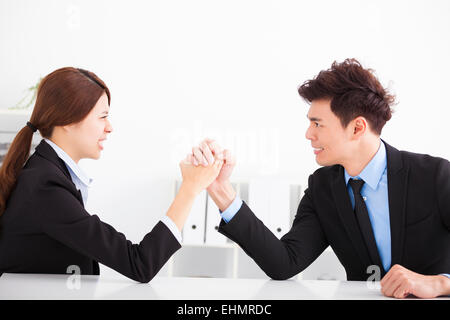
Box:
[106,120,113,133]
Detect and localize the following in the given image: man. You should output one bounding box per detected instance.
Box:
[189,59,450,298]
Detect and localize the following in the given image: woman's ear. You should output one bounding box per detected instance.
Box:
[61,121,80,133]
[60,125,71,134]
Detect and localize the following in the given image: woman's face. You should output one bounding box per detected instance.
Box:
[67,92,113,161]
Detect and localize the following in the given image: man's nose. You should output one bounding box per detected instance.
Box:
[305,126,314,141]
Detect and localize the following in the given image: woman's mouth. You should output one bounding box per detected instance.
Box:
[98,139,106,150]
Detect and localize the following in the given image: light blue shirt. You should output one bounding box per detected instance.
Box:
[43,138,182,244]
[221,194,243,222]
[221,140,449,279]
[44,138,93,207]
[344,140,391,272]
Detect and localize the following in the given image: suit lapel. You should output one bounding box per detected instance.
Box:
[331,166,373,267]
[35,139,71,179]
[34,139,84,206]
[384,140,408,267]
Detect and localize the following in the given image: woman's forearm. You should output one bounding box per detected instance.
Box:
[166,182,199,231]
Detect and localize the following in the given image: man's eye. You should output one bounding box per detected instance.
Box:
[314,122,320,127]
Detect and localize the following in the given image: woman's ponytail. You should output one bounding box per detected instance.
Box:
[0,124,36,216]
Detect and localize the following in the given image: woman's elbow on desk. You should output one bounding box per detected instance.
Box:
[129,270,154,284]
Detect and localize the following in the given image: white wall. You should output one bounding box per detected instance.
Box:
[1,0,449,271]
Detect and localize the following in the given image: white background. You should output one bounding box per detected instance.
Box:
[1,0,449,275]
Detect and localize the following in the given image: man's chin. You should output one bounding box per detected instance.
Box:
[315,157,333,167]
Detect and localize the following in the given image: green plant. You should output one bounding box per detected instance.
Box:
[9,77,42,110]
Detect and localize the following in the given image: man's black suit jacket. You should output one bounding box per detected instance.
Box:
[0,139,181,283]
[219,141,450,281]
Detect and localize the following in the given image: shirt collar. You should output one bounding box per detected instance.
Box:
[344,140,387,190]
[44,138,93,187]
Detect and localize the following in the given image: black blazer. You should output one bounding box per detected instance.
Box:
[0,139,181,283]
[219,141,450,281]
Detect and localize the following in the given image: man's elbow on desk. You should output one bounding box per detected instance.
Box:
[261,263,304,281]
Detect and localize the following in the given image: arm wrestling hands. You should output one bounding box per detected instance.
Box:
[165,146,224,231]
[189,138,238,212]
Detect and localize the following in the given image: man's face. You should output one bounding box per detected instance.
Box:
[305,99,353,167]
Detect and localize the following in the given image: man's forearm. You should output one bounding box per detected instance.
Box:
[207,180,236,211]
[437,275,450,296]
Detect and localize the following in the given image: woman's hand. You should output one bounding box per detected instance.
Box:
[179,154,224,195]
[166,156,224,232]
[189,139,237,211]
[190,138,236,188]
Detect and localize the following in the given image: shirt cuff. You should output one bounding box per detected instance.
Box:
[220,195,243,223]
[161,215,182,244]
[439,273,450,279]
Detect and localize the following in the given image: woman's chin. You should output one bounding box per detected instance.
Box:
[88,150,102,160]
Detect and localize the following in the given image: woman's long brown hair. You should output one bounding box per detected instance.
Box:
[0,67,110,216]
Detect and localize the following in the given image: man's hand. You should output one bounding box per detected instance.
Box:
[380,264,450,299]
[190,138,237,211]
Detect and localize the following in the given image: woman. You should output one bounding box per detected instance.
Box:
[0,67,223,283]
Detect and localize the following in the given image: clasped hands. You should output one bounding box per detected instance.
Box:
[179,138,236,210]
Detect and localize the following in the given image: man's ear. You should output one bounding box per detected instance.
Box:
[352,116,368,138]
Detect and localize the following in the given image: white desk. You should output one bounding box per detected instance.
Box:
[0,273,448,300]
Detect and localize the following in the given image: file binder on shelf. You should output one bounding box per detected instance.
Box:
[205,182,248,245]
[174,180,207,245]
[248,178,303,239]
[248,178,271,226]
[267,180,291,239]
[205,194,228,245]
[289,184,302,224]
